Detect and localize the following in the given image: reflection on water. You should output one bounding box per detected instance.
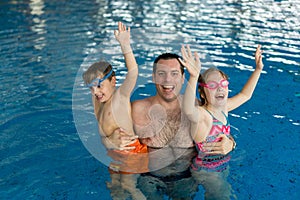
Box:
[1,0,299,199]
[1,0,299,125]
[29,0,46,50]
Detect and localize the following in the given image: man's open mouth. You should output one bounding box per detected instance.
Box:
[161,85,175,92]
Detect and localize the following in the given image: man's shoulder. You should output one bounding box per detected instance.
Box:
[132,96,154,108]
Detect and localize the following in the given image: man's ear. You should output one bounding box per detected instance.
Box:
[182,73,185,84]
[152,73,155,84]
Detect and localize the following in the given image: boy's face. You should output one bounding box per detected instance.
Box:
[90,75,116,103]
[153,59,184,102]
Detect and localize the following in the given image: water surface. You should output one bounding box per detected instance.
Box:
[1,0,299,199]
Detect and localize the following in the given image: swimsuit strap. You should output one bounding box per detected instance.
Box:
[204,109,214,119]
[221,111,230,126]
[204,109,229,126]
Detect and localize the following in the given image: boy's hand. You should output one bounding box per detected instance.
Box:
[114,21,131,53]
[179,44,201,78]
[255,44,264,70]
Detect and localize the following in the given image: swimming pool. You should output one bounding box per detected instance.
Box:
[1,0,299,199]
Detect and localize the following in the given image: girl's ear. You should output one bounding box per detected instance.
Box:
[200,93,204,98]
[200,88,204,98]
[200,89,207,105]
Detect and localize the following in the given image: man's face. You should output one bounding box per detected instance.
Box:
[153,59,184,102]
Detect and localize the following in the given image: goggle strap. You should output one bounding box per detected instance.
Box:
[86,69,113,87]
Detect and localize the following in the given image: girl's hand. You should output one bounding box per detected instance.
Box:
[180,44,201,78]
[255,44,264,70]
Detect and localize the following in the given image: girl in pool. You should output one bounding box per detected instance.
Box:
[180,44,263,199]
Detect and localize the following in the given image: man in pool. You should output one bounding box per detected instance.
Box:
[109,53,236,199]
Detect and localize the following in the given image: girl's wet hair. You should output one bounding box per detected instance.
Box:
[153,53,184,74]
[198,67,229,106]
[82,61,115,85]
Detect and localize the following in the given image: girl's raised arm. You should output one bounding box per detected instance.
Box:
[228,44,264,111]
[181,45,202,122]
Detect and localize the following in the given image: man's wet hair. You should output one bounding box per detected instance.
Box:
[153,53,184,74]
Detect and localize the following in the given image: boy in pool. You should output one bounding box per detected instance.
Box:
[82,22,147,200]
[181,44,263,199]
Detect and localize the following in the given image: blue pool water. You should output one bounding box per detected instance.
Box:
[1,0,299,199]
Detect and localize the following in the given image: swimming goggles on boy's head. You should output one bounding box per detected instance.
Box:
[86,69,113,88]
[199,79,229,90]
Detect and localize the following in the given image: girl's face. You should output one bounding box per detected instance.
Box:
[202,71,229,107]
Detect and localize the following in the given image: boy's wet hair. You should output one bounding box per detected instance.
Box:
[82,61,115,85]
[198,67,229,106]
[153,53,184,74]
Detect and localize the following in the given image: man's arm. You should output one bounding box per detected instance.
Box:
[102,128,137,150]
[202,134,236,155]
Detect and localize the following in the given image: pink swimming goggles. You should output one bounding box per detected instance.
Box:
[199,79,229,90]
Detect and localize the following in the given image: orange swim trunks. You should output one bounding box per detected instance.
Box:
[108,139,148,174]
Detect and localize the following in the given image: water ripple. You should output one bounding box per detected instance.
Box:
[1,0,299,199]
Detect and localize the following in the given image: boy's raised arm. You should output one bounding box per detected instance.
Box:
[114,22,138,97]
[228,44,264,111]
